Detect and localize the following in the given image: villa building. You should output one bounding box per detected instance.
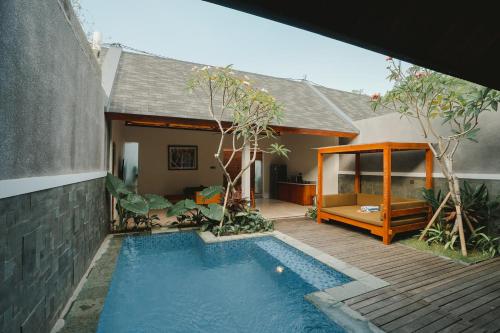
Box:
[1,1,499,332]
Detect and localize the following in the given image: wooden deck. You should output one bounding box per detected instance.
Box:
[275,218,500,333]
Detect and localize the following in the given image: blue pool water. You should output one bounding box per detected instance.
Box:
[97,232,352,332]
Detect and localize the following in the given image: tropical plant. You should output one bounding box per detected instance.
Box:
[425,220,459,251]
[188,66,289,234]
[425,221,448,246]
[210,211,274,236]
[168,186,274,236]
[422,182,499,234]
[105,173,171,231]
[167,186,225,227]
[371,59,500,255]
[306,206,318,220]
[468,227,500,258]
[421,182,499,256]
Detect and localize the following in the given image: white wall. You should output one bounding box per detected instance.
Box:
[279,133,339,194]
[112,121,224,195]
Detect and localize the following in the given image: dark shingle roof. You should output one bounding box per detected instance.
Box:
[108,51,388,133]
[314,86,392,121]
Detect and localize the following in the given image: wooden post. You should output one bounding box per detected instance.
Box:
[241,142,251,200]
[457,205,468,256]
[383,147,392,244]
[317,151,323,224]
[419,192,451,241]
[425,149,433,189]
[354,153,361,193]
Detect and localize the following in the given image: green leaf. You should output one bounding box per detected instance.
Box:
[491,100,498,111]
[167,200,189,217]
[105,173,131,198]
[199,185,224,199]
[269,143,290,157]
[143,194,171,210]
[119,194,149,216]
[235,212,249,217]
[201,203,224,221]
[184,199,198,210]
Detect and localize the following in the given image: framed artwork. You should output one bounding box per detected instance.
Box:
[168,145,198,170]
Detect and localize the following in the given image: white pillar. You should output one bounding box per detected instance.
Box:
[241,142,251,200]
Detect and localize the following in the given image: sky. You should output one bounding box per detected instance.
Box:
[79,0,398,94]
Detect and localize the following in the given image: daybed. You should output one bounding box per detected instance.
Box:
[317,142,434,244]
[320,193,431,243]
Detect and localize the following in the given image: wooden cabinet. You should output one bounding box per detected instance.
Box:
[277,182,316,205]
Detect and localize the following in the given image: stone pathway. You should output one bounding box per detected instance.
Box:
[57,237,123,333]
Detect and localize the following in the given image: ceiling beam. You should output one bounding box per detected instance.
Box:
[105,112,358,138]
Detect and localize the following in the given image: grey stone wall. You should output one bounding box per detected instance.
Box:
[0,0,106,180]
[0,178,108,333]
[0,2,109,331]
[338,174,500,231]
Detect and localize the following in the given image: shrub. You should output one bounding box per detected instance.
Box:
[468,227,500,258]
[167,187,274,236]
[421,181,500,257]
[306,206,317,220]
[105,173,171,232]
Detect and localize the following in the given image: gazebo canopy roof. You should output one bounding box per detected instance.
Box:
[316,142,430,154]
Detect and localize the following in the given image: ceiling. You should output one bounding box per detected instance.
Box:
[204,1,500,90]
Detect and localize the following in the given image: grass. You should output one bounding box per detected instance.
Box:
[400,237,492,264]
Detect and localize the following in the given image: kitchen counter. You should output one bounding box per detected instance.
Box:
[277,181,316,186]
[277,182,316,205]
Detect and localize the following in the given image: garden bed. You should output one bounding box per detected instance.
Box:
[399,238,492,265]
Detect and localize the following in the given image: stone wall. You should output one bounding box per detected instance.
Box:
[0,1,109,331]
[338,174,500,231]
[0,178,108,333]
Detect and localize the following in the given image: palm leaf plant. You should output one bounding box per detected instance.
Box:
[166,185,274,236]
[105,173,171,231]
[421,182,499,256]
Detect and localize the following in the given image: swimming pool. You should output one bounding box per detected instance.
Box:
[97,232,352,332]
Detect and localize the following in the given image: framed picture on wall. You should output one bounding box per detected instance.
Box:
[168,145,198,170]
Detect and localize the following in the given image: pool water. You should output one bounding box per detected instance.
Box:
[97,232,352,333]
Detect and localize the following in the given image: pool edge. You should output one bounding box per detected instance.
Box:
[50,235,124,333]
[305,292,385,333]
[272,231,389,333]
[272,231,389,290]
[54,230,389,333]
[198,229,389,303]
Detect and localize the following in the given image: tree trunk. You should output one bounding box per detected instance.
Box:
[218,182,232,236]
[440,156,468,256]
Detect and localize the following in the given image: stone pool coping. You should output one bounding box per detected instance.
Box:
[197,230,275,243]
[53,229,388,333]
[50,235,124,333]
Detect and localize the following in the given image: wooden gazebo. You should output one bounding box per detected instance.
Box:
[317,142,434,244]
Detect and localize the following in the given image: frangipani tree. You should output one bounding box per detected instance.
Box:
[371,58,500,255]
[188,65,289,231]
